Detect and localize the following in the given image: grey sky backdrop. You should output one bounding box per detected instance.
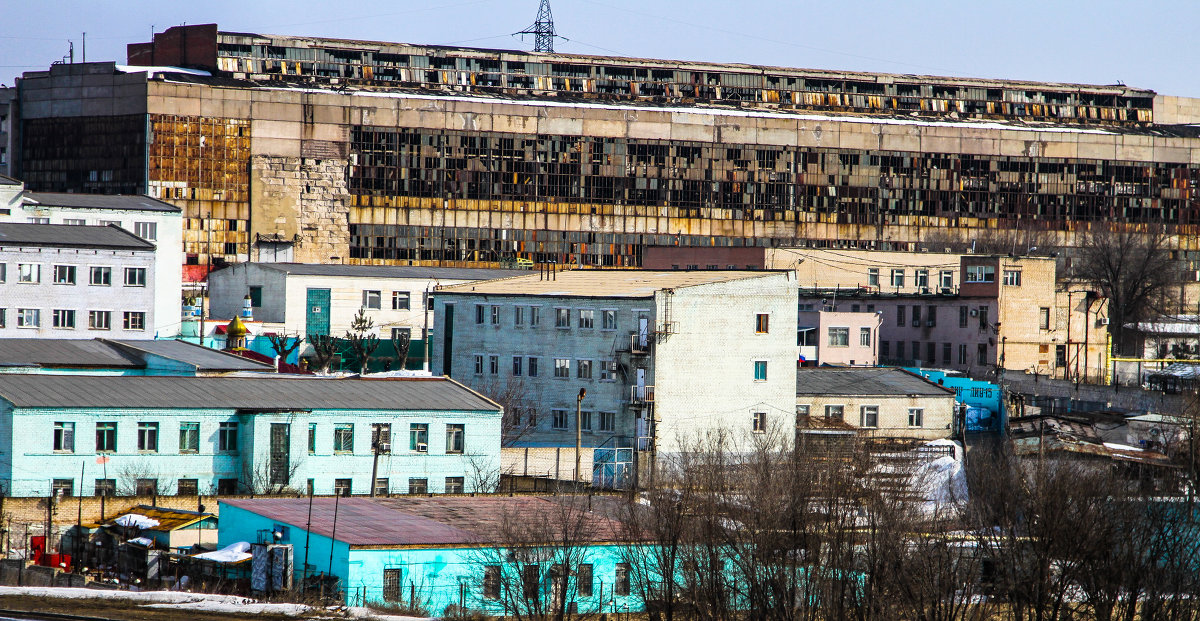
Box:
[3,1,1198,97]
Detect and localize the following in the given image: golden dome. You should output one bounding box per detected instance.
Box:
[225,315,249,339]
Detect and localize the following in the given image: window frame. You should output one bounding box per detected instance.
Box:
[410,423,429,451]
[53,421,75,453]
[52,264,76,285]
[445,423,465,454]
[124,267,147,287]
[95,422,117,453]
[753,360,768,381]
[755,313,770,334]
[333,423,355,453]
[824,405,845,422]
[827,326,850,347]
[391,291,411,310]
[908,408,924,427]
[52,309,76,329]
[123,311,146,331]
[179,422,200,454]
[362,290,382,310]
[752,411,767,433]
[137,422,159,453]
[860,405,879,428]
[218,422,239,452]
[88,266,111,286]
[88,310,111,331]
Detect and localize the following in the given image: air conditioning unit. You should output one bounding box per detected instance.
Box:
[920,287,931,295]
[939,287,952,295]
[1099,318,1110,326]
[416,442,428,452]
[377,442,391,452]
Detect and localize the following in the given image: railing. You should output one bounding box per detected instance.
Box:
[629,333,651,355]
[630,385,656,405]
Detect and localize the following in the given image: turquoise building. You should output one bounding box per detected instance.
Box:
[218,496,647,615]
[0,375,501,497]
[906,368,1005,433]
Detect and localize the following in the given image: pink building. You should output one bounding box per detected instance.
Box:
[798,310,881,367]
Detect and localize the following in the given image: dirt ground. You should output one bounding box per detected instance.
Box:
[0,595,314,621]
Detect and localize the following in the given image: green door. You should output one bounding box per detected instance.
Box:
[305,288,331,336]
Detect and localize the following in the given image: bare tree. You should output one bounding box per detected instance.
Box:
[265,332,304,364]
[115,461,168,496]
[307,333,340,373]
[478,376,537,447]
[344,307,382,375]
[241,453,305,496]
[1072,225,1181,356]
[390,329,412,371]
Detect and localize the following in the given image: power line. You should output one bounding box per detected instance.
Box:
[515,0,560,53]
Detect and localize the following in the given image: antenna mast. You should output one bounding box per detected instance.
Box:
[517,0,558,53]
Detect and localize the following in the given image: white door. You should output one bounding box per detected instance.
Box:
[635,367,646,400]
[638,317,649,347]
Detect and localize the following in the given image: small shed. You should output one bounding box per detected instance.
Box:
[106,505,218,552]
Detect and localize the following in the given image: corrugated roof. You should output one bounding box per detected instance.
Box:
[106,505,216,532]
[0,223,155,249]
[437,269,786,298]
[0,375,499,411]
[23,192,181,213]
[247,263,529,281]
[222,496,626,546]
[110,339,273,371]
[0,339,143,369]
[796,367,954,397]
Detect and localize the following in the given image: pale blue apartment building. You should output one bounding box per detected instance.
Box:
[0,375,501,497]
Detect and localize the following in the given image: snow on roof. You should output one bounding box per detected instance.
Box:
[193,541,251,563]
[115,514,160,529]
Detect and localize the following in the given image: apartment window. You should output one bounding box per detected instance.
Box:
[578,309,594,329]
[180,422,200,453]
[796,405,811,424]
[514,305,525,326]
[916,269,929,289]
[137,422,159,452]
[529,306,541,327]
[123,311,146,331]
[0,264,4,283]
[577,359,593,379]
[30,217,48,224]
[896,341,905,359]
[483,566,501,600]
[911,305,921,327]
[374,478,389,496]
[136,479,158,496]
[908,408,924,427]
[599,411,615,432]
[602,309,617,330]
[248,285,262,306]
[408,478,428,494]
[752,412,767,433]
[94,479,116,497]
[52,309,75,329]
[753,360,768,381]
[554,358,570,378]
[391,291,411,310]
[96,422,117,452]
[965,265,996,283]
[1039,307,1051,330]
[89,266,111,286]
[177,479,198,495]
[372,423,392,453]
[410,423,429,451]
[528,357,538,377]
[527,409,538,427]
[362,290,382,310]
[959,305,969,328]
[53,422,74,452]
[133,221,157,240]
[859,327,872,347]
[896,305,906,326]
[52,265,76,285]
[979,306,989,330]
[825,405,844,422]
[860,405,878,428]
[828,327,849,347]
[88,311,111,330]
[475,304,485,324]
[1056,344,1067,367]
[216,479,238,495]
[334,479,352,497]
[512,356,523,376]
[490,305,500,325]
[943,342,952,363]
[580,411,592,432]
[978,343,988,365]
[927,306,937,327]
[555,307,570,328]
[383,568,402,602]
[578,564,594,598]
[52,479,74,497]
[334,424,354,453]
[489,355,499,375]
[868,268,879,287]
[474,354,484,374]
[756,313,770,333]
[890,269,905,288]
[940,270,954,289]
[927,342,936,364]
[880,340,890,357]
[308,423,317,454]
[446,424,465,454]
[1002,270,1022,286]
[218,422,239,452]
[552,409,569,430]
[391,327,410,341]
[615,563,631,596]
[599,359,617,381]
[912,341,920,359]
[958,343,968,364]
[18,263,40,283]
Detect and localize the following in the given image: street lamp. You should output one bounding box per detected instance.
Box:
[575,388,587,485]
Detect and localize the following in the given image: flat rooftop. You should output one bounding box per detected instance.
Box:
[797,367,953,397]
[222,496,627,547]
[436,269,786,298]
[23,192,181,213]
[0,223,155,250]
[244,263,529,281]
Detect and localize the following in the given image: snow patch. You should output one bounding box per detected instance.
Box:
[192,541,251,563]
[114,514,160,529]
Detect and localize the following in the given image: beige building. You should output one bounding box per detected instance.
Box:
[796,367,956,440]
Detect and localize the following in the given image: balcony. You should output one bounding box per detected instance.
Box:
[629,333,651,355]
[630,385,656,405]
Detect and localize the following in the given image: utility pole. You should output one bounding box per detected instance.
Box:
[369,424,384,497]
[575,388,586,486]
[516,0,560,53]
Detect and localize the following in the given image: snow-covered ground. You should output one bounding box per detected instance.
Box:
[0,586,430,620]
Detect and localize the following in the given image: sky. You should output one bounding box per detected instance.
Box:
[2,0,1198,97]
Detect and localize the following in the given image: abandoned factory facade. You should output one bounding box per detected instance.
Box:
[9,24,1200,276]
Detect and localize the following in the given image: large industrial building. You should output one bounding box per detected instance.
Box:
[8,24,1200,278]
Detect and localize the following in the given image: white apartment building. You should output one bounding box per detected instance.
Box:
[0,223,158,339]
[0,184,183,335]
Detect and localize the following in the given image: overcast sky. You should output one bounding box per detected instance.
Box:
[3,0,1198,97]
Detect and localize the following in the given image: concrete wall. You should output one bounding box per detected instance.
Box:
[653,273,799,453]
[797,393,955,440]
[0,244,158,339]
